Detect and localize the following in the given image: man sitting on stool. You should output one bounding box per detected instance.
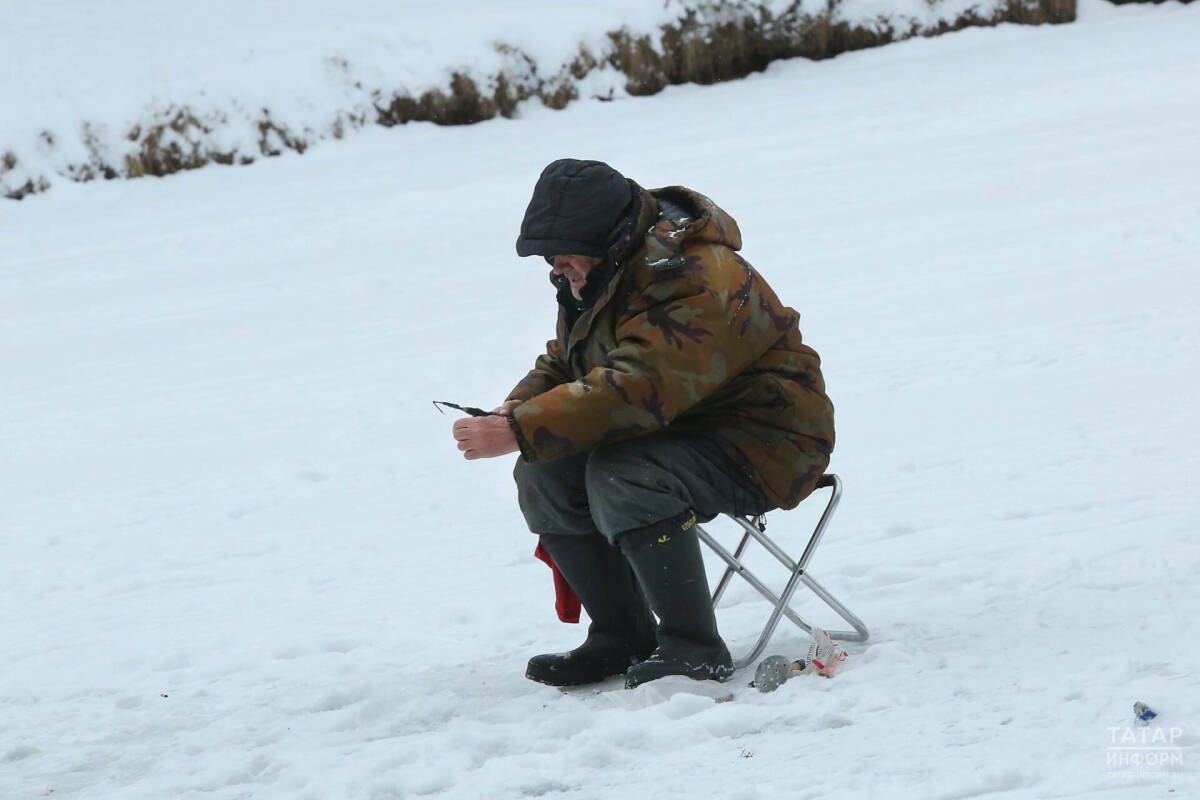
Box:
[451,158,835,689]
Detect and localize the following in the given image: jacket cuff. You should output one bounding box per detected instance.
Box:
[507,414,537,462]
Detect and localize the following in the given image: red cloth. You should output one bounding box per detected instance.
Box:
[533,543,581,623]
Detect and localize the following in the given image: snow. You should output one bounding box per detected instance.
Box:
[3,0,1200,797]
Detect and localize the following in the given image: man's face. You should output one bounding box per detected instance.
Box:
[551,254,603,300]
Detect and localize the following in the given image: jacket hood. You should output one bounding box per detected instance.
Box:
[641,186,743,270]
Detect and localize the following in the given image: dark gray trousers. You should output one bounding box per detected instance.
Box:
[513,433,771,543]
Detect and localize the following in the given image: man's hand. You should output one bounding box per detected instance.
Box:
[453,414,519,460]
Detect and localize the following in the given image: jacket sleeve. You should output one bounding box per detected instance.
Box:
[511,252,788,462]
[505,339,573,404]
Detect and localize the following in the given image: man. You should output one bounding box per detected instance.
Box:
[452,159,834,689]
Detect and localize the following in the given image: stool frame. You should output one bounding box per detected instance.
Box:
[695,473,869,669]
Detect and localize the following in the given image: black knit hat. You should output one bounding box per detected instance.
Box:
[515,159,635,259]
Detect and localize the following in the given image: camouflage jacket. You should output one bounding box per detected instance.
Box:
[505,186,835,509]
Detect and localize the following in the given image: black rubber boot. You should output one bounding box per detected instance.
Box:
[526,533,658,687]
[618,511,734,689]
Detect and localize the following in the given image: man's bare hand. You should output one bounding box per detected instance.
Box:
[453,415,519,460]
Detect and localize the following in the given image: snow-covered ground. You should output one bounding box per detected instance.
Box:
[3,1,1199,797]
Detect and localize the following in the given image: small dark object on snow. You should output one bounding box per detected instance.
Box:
[1134,701,1158,724]
[750,654,805,692]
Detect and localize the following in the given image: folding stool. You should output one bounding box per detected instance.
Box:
[695,473,869,669]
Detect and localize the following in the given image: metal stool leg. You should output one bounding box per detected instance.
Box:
[696,474,869,670]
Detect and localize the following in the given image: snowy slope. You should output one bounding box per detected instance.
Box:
[3,1,1199,798]
[2,0,1015,198]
